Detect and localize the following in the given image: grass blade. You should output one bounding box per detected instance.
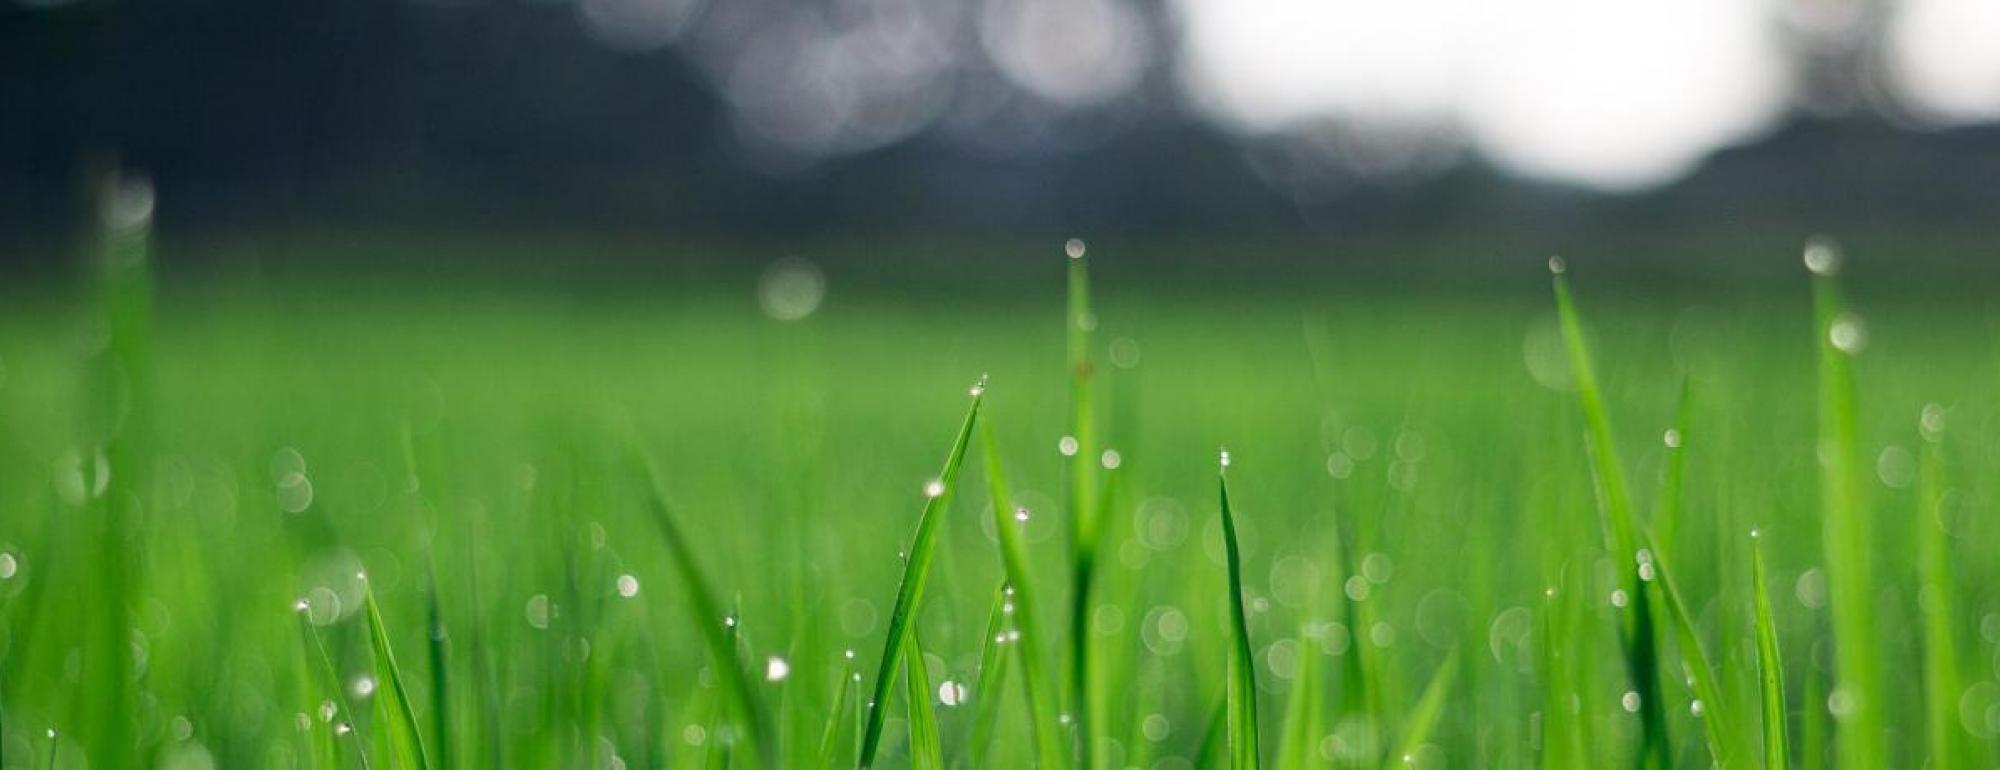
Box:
[820,650,860,765]
[362,580,435,770]
[634,450,772,768]
[1805,238,1883,768]
[1550,262,1673,769]
[420,557,453,770]
[1749,529,1788,769]
[905,629,945,770]
[856,378,986,768]
[1639,531,1745,765]
[966,582,1015,767]
[1274,622,1322,770]
[978,417,1067,769]
[1915,405,1964,768]
[1063,241,1101,770]
[1218,452,1261,770]
[1393,650,1459,763]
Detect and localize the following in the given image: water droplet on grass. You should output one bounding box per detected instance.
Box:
[1058,436,1079,456]
[616,574,640,598]
[1830,313,1867,354]
[1064,239,1087,259]
[765,656,790,681]
[1621,691,1641,713]
[938,680,968,706]
[525,594,551,629]
[1547,256,1566,274]
[1803,237,1842,276]
[923,479,945,498]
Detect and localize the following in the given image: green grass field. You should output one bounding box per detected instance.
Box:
[3,234,1999,769]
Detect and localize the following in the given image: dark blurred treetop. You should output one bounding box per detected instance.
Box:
[4,0,2000,268]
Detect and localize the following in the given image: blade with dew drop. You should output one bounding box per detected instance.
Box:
[856,377,986,768]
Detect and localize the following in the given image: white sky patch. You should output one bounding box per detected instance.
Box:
[1886,0,2000,123]
[1171,0,1790,189]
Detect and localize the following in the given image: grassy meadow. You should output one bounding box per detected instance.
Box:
[2,231,2000,769]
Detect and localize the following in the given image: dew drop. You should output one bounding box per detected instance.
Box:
[1547,256,1566,275]
[1014,507,1031,523]
[1058,436,1079,456]
[1662,429,1681,449]
[0,552,15,580]
[616,574,640,598]
[1064,239,1087,259]
[1621,691,1641,713]
[968,375,988,397]
[723,614,739,629]
[1218,448,1232,468]
[353,677,376,698]
[1609,589,1629,608]
[1829,313,1866,355]
[765,656,790,682]
[923,479,945,498]
[1689,699,1704,718]
[938,680,968,707]
[1803,237,1841,276]
[1100,449,1122,470]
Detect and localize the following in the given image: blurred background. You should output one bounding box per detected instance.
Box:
[4,0,2000,284]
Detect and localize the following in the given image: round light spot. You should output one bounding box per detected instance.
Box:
[757,257,826,321]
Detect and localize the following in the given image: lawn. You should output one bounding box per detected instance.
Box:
[0,237,1996,769]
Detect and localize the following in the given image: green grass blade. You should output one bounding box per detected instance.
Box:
[1654,377,1693,559]
[299,607,375,770]
[362,581,435,770]
[1393,650,1459,763]
[905,629,945,770]
[634,450,772,768]
[1916,406,1964,768]
[1064,241,1101,770]
[967,582,1015,767]
[1218,454,1261,770]
[1750,529,1788,770]
[978,417,1067,769]
[1639,532,1745,765]
[1274,623,1322,770]
[856,379,986,769]
[1805,239,1882,768]
[423,565,452,770]
[820,650,860,766]
[1551,263,1672,769]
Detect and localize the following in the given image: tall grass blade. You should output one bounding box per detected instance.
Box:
[1750,529,1788,770]
[1274,623,1322,770]
[820,650,860,766]
[1218,454,1261,770]
[978,417,1067,769]
[634,450,772,768]
[905,629,945,770]
[967,582,1015,767]
[1551,263,1672,769]
[1064,242,1101,770]
[1640,530,1745,765]
[1915,406,1964,768]
[362,582,435,770]
[1805,238,1883,768]
[1393,651,1459,763]
[856,379,986,768]
[423,568,452,770]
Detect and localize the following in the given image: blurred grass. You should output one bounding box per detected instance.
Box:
[1,239,1999,768]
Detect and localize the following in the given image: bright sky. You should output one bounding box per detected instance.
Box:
[577,0,2000,189]
[1171,0,2000,189]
